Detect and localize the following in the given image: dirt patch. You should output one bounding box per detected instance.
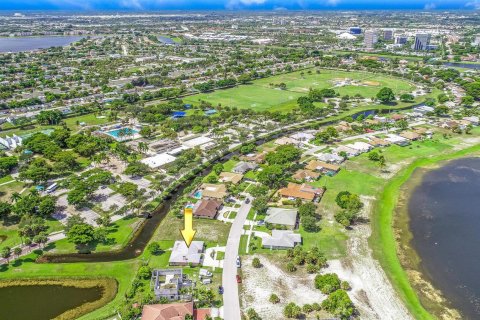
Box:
[363,80,381,86]
[240,255,330,319]
[324,196,413,320]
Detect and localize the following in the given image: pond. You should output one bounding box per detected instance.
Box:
[408,157,480,318]
[0,36,84,53]
[0,284,104,320]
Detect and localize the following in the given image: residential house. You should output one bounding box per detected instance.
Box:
[278,183,325,202]
[335,121,352,132]
[265,207,298,229]
[315,153,345,164]
[274,136,300,146]
[290,132,315,142]
[368,137,391,147]
[400,131,421,141]
[151,269,193,301]
[219,172,243,184]
[141,301,211,320]
[305,160,341,175]
[232,161,258,174]
[240,152,266,164]
[463,116,479,126]
[345,141,373,153]
[193,199,222,219]
[168,241,204,266]
[391,114,406,121]
[292,169,320,182]
[332,145,360,157]
[199,183,228,200]
[262,230,302,249]
[385,134,410,146]
[141,302,193,320]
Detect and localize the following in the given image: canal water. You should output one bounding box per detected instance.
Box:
[0,284,103,320]
[0,36,84,53]
[408,157,480,318]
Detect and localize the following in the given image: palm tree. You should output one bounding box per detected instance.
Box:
[10,192,21,203]
[13,247,22,260]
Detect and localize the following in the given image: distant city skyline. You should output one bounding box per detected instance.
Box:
[1,0,479,11]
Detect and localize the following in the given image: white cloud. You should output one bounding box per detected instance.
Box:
[326,0,340,6]
[424,2,436,10]
[226,0,266,9]
[119,0,144,9]
[466,0,480,9]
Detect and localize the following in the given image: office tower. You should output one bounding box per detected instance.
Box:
[364,30,378,49]
[413,33,431,51]
[383,30,393,41]
[395,36,408,45]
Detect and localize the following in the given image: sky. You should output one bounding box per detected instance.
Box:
[0,0,478,11]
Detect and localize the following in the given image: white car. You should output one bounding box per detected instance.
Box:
[236,256,241,268]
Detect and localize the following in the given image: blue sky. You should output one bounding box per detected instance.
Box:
[0,0,478,11]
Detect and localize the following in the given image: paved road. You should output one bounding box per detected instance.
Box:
[222,196,252,320]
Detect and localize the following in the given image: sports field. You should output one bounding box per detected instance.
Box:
[184,69,416,112]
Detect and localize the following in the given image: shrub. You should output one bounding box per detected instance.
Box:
[246,308,262,320]
[302,304,313,313]
[269,293,280,304]
[314,273,341,294]
[321,289,355,319]
[286,262,297,272]
[283,302,302,319]
[252,257,261,268]
[306,263,319,274]
[341,281,351,291]
[137,266,152,280]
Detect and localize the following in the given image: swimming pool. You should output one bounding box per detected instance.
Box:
[105,128,138,139]
[193,191,202,199]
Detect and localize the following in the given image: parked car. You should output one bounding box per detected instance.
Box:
[245,198,250,204]
[202,278,212,284]
[199,268,213,277]
[257,220,265,226]
[218,286,224,294]
[236,275,242,283]
[236,256,241,268]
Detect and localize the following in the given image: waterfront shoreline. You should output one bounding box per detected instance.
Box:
[370,144,480,320]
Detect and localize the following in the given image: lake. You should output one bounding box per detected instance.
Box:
[0,284,103,319]
[0,36,84,53]
[409,157,480,318]
[443,62,480,70]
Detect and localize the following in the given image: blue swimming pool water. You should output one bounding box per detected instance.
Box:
[193,191,202,199]
[106,128,138,138]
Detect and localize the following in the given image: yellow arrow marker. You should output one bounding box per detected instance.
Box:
[181,207,196,247]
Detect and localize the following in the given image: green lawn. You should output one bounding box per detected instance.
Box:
[49,216,142,254]
[63,113,111,131]
[0,181,25,202]
[184,68,415,112]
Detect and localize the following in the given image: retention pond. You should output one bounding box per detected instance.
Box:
[407,157,480,318]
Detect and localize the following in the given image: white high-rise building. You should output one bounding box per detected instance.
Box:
[364,30,378,49]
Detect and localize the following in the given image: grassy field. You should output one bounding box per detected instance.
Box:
[184,69,416,112]
[63,113,110,131]
[49,216,142,254]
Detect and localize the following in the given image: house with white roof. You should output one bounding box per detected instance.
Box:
[0,134,22,150]
[262,230,302,250]
[168,241,204,266]
[346,141,373,153]
[141,153,177,169]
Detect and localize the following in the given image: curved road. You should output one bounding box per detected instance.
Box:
[222,196,252,320]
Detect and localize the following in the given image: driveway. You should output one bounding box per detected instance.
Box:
[222,196,252,320]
